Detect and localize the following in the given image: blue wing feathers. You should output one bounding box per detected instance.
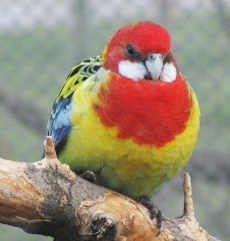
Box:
[46,95,72,154]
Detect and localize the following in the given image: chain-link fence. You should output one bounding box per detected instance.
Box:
[0,0,229,240]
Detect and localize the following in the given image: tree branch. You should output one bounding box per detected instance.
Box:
[0,137,220,241]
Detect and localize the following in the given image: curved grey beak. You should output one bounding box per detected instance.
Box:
[145,53,164,81]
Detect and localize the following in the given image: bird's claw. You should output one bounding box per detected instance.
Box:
[79,170,97,183]
[139,196,163,228]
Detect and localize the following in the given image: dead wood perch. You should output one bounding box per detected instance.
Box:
[0,136,220,241]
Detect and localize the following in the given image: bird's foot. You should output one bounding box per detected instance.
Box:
[139,196,162,228]
[79,170,97,183]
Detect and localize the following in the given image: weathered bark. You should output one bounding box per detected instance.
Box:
[0,137,220,241]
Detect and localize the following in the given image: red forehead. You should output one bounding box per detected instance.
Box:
[111,21,171,55]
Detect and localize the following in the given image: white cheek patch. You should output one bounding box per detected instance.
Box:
[118,60,147,81]
[160,62,177,83]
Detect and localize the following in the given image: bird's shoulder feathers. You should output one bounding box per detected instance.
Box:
[45,55,102,155]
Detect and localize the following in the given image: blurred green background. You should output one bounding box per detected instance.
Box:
[0,0,229,240]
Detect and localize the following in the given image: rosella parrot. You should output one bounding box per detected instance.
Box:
[45,21,200,203]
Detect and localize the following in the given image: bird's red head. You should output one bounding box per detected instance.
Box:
[102,21,174,81]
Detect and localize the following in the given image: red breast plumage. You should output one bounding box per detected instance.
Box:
[94,72,191,147]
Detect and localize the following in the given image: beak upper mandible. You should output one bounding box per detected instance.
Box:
[145,53,164,81]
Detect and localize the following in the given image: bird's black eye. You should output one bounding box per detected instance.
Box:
[125,44,141,60]
[126,44,135,55]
